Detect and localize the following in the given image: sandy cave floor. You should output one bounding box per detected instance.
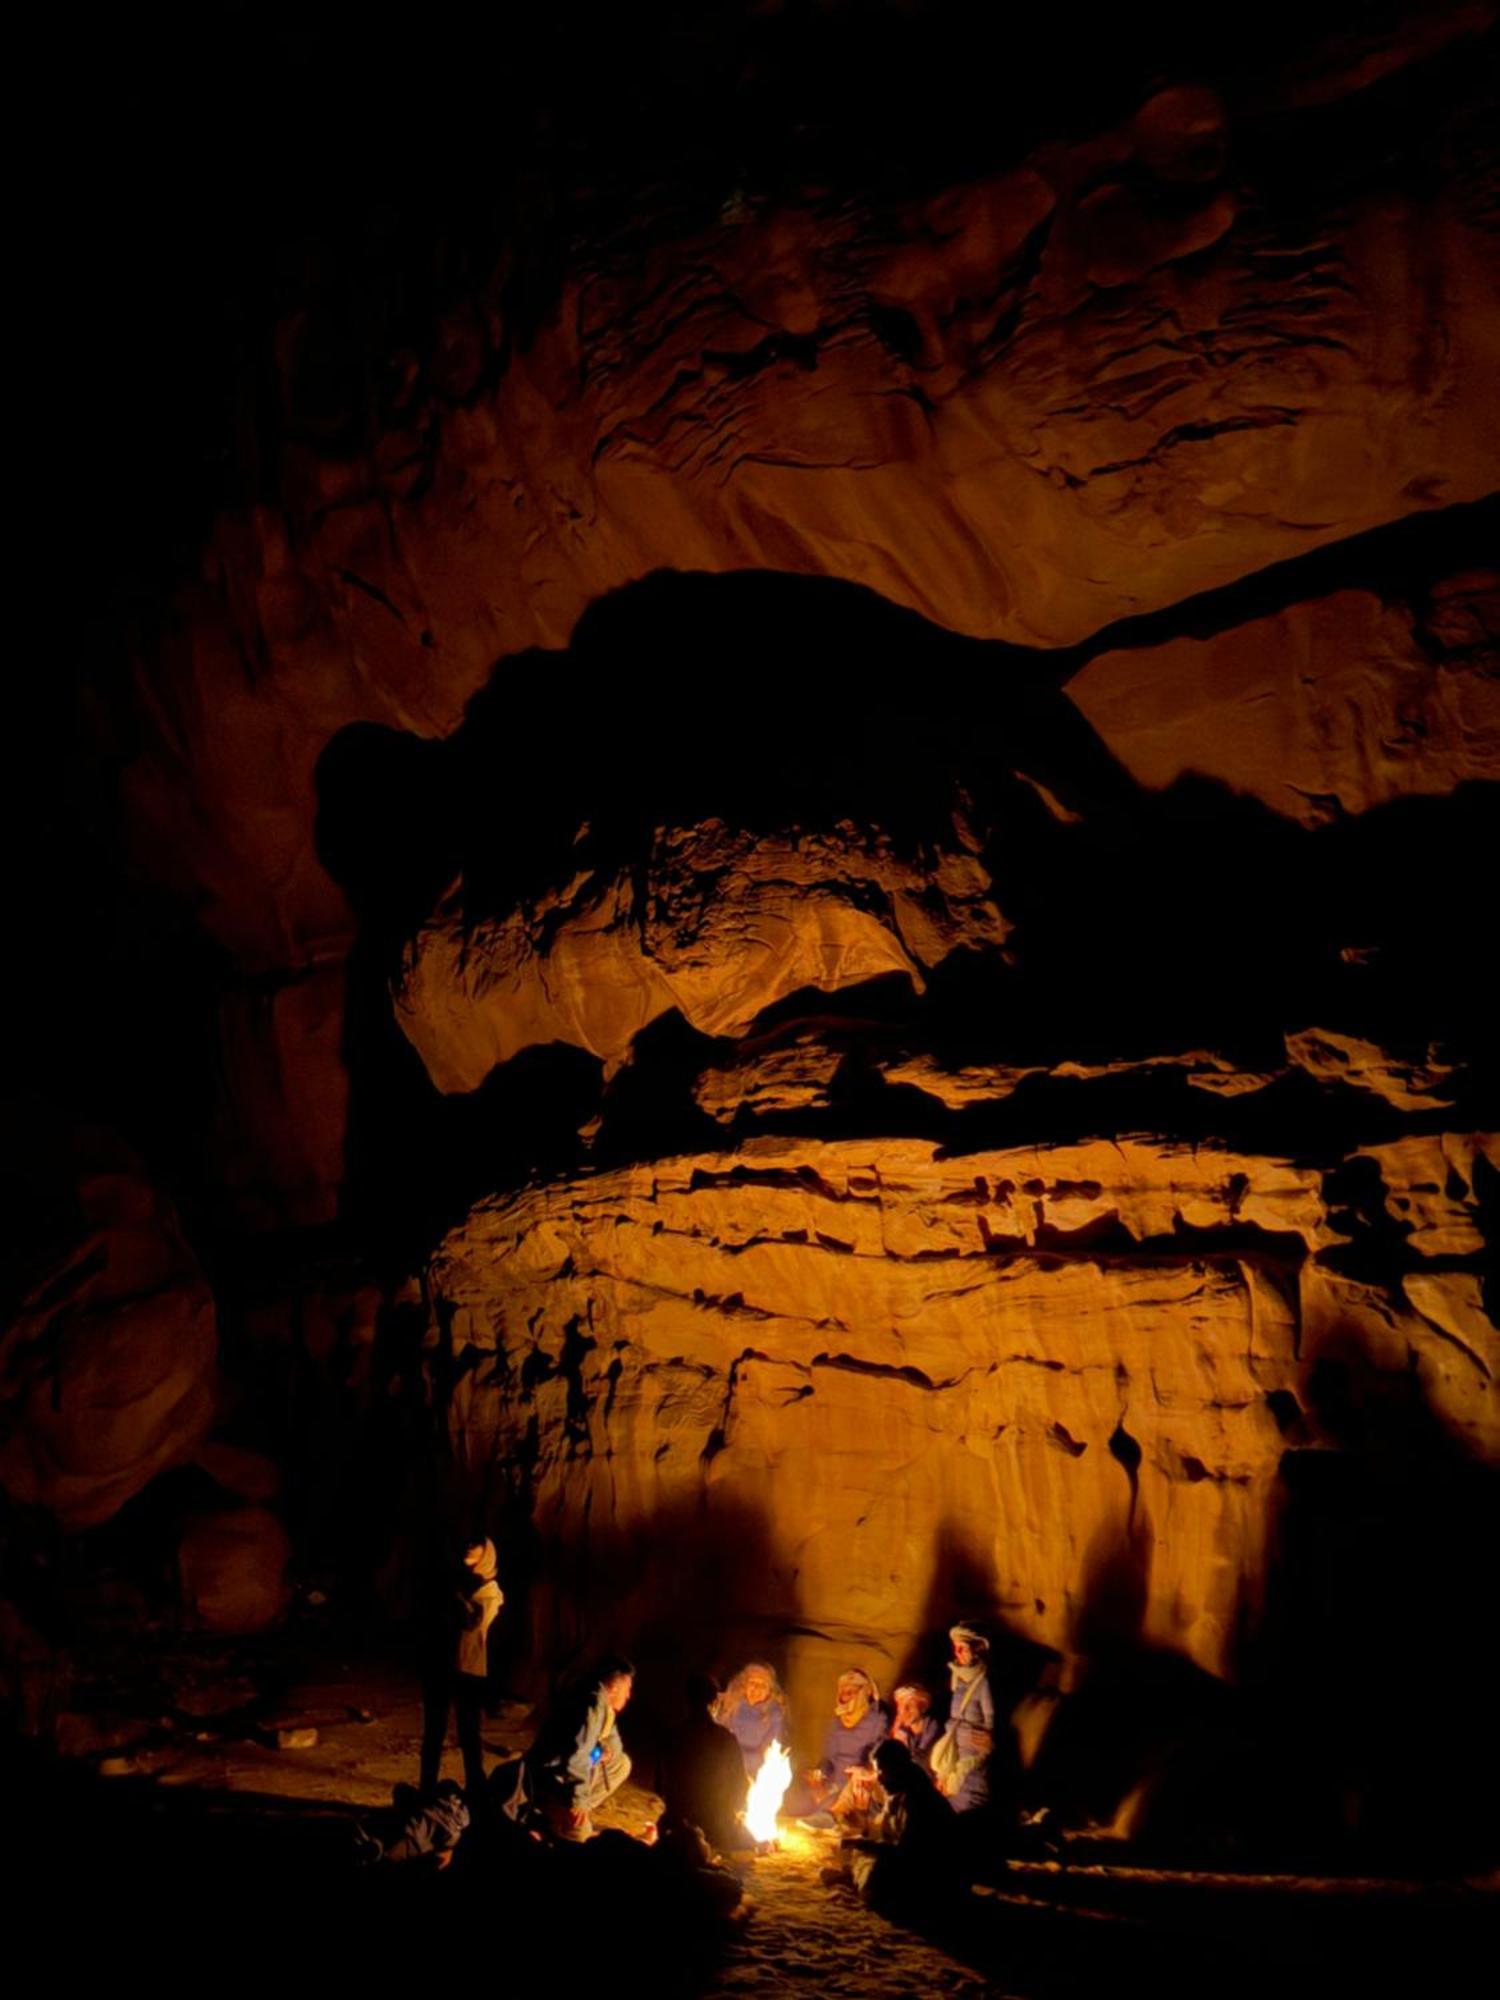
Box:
[18,1636,1495,1996]
[77,1647,997,1997]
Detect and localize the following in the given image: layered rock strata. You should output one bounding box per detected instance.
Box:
[429,1131,1497,1745]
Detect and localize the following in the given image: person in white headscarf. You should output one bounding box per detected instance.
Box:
[930,1623,994,1812]
[419,1536,503,1795]
[787,1666,888,1827]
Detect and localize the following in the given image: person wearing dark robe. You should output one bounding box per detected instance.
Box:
[787,1666,887,1827]
[660,1673,756,1853]
[930,1622,995,1813]
[419,1536,503,1795]
[353,1780,470,1865]
[654,1812,753,1922]
[889,1682,941,1769]
[850,1737,962,1913]
[712,1661,789,1778]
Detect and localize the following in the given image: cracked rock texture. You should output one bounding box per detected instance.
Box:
[100,0,1496,1228]
[1069,572,1500,825]
[398,817,1007,1090]
[120,4,1499,1004]
[429,1132,1497,1736]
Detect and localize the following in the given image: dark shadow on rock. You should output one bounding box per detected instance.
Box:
[462,1483,787,1791]
[315,558,1498,1270]
[1026,1511,1235,1848]
[593,1010,728,1167]
[892,1523,1055,1712]
[311,566,1139,1260]
[1232,1313,1500,1874]
[314,723,461,939]
[1018,1302,1500,1875]
[888,1522,1059,1828]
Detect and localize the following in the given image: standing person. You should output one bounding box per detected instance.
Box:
[712,1661,789,1778]
[789,1666,887,1828]
[889,1682,941,1768]
[526,1654,637,1840]
[931,1622,995,1813]
[419,1536,503,1795]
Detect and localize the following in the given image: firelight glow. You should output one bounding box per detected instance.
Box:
[743,1739,793,1843]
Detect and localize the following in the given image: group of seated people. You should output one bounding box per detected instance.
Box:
[504,1619,1000,1859]
[703,1621,997,1832]
[405,1531,1001,1895]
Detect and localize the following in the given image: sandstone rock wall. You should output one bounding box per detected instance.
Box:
[117,6,1498,1013]
[398,817,1008,1091]
[429,1131,1497,1747]
[12,11,1497,1844]
[1069,573,1500,825]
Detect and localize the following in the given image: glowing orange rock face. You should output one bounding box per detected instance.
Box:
[119,16,1499,986]
[1069,576,1500,828]
[429,1133,1497,1738]
[396,819,1007,1090]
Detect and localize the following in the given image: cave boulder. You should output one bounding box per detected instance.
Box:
[0,1127,217,1530]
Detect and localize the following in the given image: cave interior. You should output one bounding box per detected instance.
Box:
[3,1,1497,1987]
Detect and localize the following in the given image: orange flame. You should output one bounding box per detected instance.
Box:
[742,1740,793,1843]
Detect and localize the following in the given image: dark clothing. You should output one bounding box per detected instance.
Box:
[420,1669,487,1794]
[721,1695,789,1777]
[355,1782,470,1864]
[886,1766,960,1851]
[856,1765,960,1913]
[660,1707,754,1853]
[890,1713,941,1768]
[655,1816,747,1918]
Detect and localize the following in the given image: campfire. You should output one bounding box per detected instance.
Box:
[742,1740,793,1845]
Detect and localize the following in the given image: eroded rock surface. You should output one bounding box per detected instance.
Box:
[119,9,1499,983]
[1069,573,1500,825]
[12,9,1497,1863]
[429,1132,1497,1740]
[398,817,1006,1090]
[37,5,1482,1237]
